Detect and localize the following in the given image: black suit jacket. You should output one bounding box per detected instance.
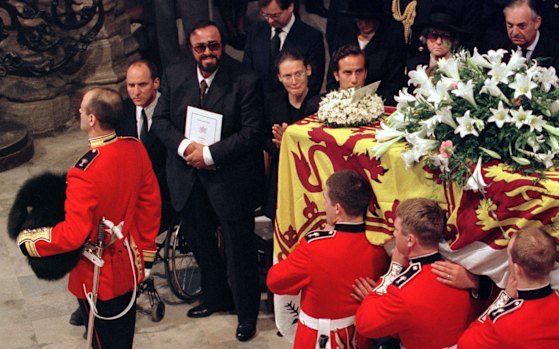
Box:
[117,98,167,182]
[152,54,265,219]
[327,24,405,106]
[243,17,325,96]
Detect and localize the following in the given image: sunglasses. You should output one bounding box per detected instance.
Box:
[192,41,221,54]
[427,31,452,41]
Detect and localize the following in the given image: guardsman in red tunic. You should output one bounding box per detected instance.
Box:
[16,88,161,349]
[356,198,474,349]
[458,227,559,349]
[267,170,389,349]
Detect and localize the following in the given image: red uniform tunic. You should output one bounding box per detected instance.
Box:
[17,133,161,301]
[267,222,389,349]
[458,285,559,349]
[356,252,474,349]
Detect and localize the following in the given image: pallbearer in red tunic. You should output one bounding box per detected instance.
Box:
[267,170,389,349]
[356,198,474,349]
[17,88,161,349]
[458,227,559,349]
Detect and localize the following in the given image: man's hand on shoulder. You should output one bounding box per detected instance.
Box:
[351,276,377,303]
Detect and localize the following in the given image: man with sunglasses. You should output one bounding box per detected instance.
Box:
[152,20,265,342]
[243,0,325,96]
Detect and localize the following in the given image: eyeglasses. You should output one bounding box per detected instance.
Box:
[427,31,452,41]
[192,41,221,54]
[280,70,306,82]
[260,11,283,20]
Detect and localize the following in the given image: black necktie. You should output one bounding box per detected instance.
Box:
[521,48,530,59]
[199,79,208,108]
[140,109,148,143]
[270,28,282,66]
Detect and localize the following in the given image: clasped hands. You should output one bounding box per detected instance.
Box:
[184,141,215,170]
[272,122,288,148]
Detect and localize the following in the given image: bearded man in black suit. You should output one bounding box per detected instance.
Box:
[152,20,264,342]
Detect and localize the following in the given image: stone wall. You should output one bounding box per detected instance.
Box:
[0,0,139,135]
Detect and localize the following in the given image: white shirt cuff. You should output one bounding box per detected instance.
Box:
[203,146,214,165]
[178,139,192,158]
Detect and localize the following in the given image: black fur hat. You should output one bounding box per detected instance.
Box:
[8,172,82,281]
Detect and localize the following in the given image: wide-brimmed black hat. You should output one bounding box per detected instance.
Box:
[414,5,471,39]
[338,0,385,21]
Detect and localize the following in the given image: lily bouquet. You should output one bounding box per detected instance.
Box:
[373,48,559,189]
[318,84,385,127]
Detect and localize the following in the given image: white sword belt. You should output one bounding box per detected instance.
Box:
[299,309,356,349]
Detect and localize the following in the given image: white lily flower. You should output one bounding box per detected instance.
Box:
[408,65,433,90]
[535,67,558,92]
[525,113,547,132]
[435,105,458,129]
[509,72,538,99]
[470,48,493,69]
[535,151,556,169]
[375,122,406,142]
[480,78,511,104]
[464,157,488,192]
[485,49,507,65]
[371,136,403,159]
[507,49,527,70]
[488,101,512,128]
[427,80,452,107]
[430,154,451,172]
[419,115,440,137]
[455,110,480,137]
[401,149,418,168]
[437,57,461,80]
[488,63,514,84]
[451,80,478,108]
[386,110,407,129]
[510,106,532,129]
[527,134,545,153]
[405,131,438,156]
[394,88,416,110]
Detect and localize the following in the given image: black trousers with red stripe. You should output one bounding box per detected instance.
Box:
[78,291,136,349]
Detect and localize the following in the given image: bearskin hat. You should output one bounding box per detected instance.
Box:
[8,172,82,281]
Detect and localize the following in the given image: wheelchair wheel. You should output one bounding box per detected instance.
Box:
[163,223,202,301]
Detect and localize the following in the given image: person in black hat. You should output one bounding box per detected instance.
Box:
[326,0,405,106]
[406,5,470,75]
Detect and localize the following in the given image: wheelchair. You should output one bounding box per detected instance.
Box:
[136,219,202,322]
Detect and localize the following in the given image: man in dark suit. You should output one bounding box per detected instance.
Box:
[152,20,264,342]
[117,59,172,232]
[327,0,404,106]
[243,0,325,95]
[501,0,559,70]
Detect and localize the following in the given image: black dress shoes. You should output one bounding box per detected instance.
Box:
[187,303,235,318]
[236,321,256,342]
[69,307,84,326]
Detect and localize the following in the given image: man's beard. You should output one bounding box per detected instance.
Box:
[198,54,220,74]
